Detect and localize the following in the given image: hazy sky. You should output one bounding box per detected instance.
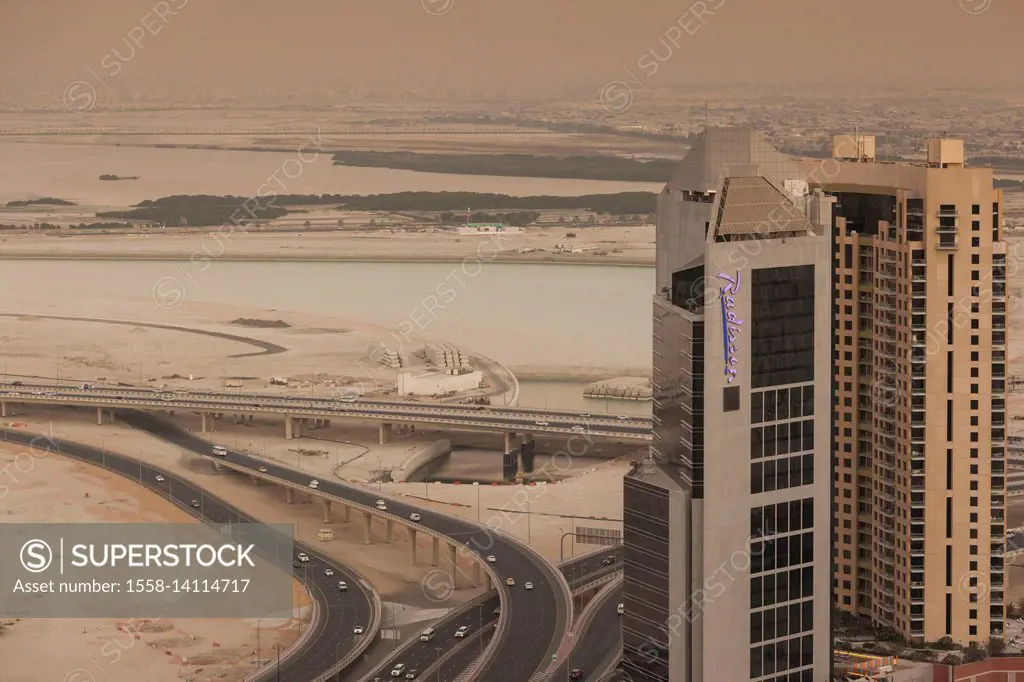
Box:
[2,0,1022,100]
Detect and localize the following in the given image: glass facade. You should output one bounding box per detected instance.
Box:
[622,473,672,681]
[751,266,816,389]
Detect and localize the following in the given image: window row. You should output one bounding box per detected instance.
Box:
[750,634,814,679]
[752,420,815,459]
[751,597,815,643]
[751,531,815,575]
[751,454,814,494]
[752,385,815,423]
[751,498,814,540]
[751,567,815,610]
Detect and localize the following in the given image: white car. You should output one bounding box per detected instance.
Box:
[524,582,534,591]
[324,568,334,576]
[617,602,624,615]
[376,500,387,510]
[297,553,309,562]
[258,466,268,473]
[337,581,348,591]
[155,475,165,483]
[391,664,406,677]
[409,513,421,522]
[570,426,585,433]
[454,625,469,639]
[505,577,515,586]
[535,421,549,426]
[353,625,364,635]
[309,480,319,488]
[486,555,497,563]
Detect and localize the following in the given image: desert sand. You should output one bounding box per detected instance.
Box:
[0,224,657,266]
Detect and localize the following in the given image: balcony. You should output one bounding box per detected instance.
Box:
[936,223,959,234]
[936,235,959,250]
[937,207,959,217]
[911,270,927,283]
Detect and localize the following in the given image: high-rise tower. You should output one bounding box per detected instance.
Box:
[622,127,835,682]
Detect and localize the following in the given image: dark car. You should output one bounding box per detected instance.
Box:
[601,556,615,566]
[293,560,303,568]
[569,669,584,680]
[10,381,22,386]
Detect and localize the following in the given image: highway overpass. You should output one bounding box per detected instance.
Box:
[120,410,575,682]
[0,382,652,446]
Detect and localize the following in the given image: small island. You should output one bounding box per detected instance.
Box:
[99,175,139,181]
[5,198,76,207]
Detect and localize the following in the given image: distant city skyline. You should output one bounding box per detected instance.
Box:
[2,0,1022,104]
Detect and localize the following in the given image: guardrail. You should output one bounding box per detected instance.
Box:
[419,622,496,680]
[309,576,383,682]
[248,582,322,682]
[571,569,621,596]
[543,575,623,682]
[0,429,338,682]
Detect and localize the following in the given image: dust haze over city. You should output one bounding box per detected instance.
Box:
[0,0,1023,681]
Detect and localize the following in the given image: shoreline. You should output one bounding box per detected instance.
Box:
[0,251,656,267]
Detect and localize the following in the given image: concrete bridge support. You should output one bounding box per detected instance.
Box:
[447,544,459,590]
[322,500,332,523]
[504,431,516,454]
[363,512,373,545]
[285,415,294,440]
[97,407,104,425]
[342,504,351,522]
[201,413,211,433]
[386,519,394,543]
[285,488,294,504]
[250,475,260,485]
[432,537,440,567]
[378,423,391,445]
[485,573,493,591]
[472,562,481,588]
[1,402,6,418]
[212,461,222,472]
[409,529,418,565]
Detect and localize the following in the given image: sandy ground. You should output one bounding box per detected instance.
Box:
[0,291,516,402]
[0,440,308,682]
[0,225,657,266]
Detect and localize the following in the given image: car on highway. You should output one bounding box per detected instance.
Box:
[617,415,629,420]
[570,425,585,433]
[602,556,616,566]
[155,475,165,483]
[297,553,309,562]
[505,577,515,586]
[211,445,228,457]
[486,554,497,563]
[190,500,200,508]
[404,669,418,679]
[535,421,549,426]
[570,669,584,680]
[617,602,624,615]
[376,499,387,510]
[409,513,421,522]
[308,479,319,489]
[493,606,501,615]
[258,466,268,473]
[454,625,469,638]
[337,581,348,591]
[324,568,334,576]
[353,625,364,635]
[390,663,406,677]
[524,582,534,590]
[292,560,303,568]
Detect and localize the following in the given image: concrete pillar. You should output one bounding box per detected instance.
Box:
[363,513,372,545]
[97,407,104,425]
[285,488,294,504]
[250,475,259,485]
[486,573,493,591]
[409,529,418,565]
[504,431,516,453]
[201,413,209,433]
[322,500,332,523]
[324,419,330,428]
[213,462,222,472]
[447,544,458,590]
[1,402,6,418]
[285,416,293,440]
[343,505,351,522]
[386,519,394,543]
[378,423,391,445]
[472,561,481,588]
[432,537,440,566]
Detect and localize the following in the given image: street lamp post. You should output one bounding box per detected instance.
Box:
[256,619,261,668]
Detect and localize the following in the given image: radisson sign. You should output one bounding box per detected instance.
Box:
[717,271,743,383]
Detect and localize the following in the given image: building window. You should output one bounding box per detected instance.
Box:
[972,204,980,215]
[751,266,816,388]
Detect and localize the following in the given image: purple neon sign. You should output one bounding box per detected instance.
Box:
[717,271,743,383]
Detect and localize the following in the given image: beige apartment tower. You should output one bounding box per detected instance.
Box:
[821,135,1007,644]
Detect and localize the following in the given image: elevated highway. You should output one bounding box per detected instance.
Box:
[0,428,377,682]
[120,410,574,682]
[0,382,652,444]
